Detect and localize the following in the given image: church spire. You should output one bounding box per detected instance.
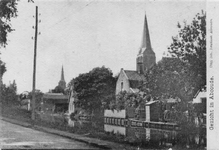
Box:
[140,14,152,51]
[58,65,66,89]
[61,65,65,81]
[136,13,156,74]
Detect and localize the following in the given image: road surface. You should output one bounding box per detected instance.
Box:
[0,119,98,149]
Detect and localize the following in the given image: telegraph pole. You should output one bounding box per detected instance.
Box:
[32,6,38,121]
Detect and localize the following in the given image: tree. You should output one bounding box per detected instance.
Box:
[0,59,6,77]
[70,66,116,113]
[168,10,206,93]
[51,85,65,94]
[2,80,18,105]
[0,0,18,48]
[143,57,193,109]
[110,91,149,110]
[0,60,6,97]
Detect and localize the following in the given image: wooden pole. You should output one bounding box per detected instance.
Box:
[32,6,38,121]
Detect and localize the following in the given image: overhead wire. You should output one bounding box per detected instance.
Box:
[46,1,96,30]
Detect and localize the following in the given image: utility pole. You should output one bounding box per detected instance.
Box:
[32,6,38,121]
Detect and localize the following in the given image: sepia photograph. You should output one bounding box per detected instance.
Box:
[0,0,211,149]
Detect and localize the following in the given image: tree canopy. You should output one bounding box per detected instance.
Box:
[1,80,18,105]
[0,59,6,76]
[109,90,148,111]
[51,85,65,94]
[0,0,18,48]
[168,10,206,93]
[143,11,206,103]
[70,66,116,112]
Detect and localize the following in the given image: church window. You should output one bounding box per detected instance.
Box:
[121,82,124,91]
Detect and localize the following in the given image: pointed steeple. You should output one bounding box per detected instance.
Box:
[136,13,156,74]
[61,65,65,81]
[140,14,152,51]
[58,65,66,89]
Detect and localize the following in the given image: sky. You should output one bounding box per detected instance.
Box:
[1,0,206,93]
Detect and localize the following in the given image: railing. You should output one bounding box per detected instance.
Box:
[104,117,180,131]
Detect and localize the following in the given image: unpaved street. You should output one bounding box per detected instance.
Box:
[0,119,98,149]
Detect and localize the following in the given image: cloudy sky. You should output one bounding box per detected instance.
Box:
[1,0,205,93]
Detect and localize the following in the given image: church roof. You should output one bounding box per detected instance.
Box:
[124,70,145,81]
[124,70,146,89]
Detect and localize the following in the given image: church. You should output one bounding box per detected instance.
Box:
[105,14,158,121]
[116,14,156,94]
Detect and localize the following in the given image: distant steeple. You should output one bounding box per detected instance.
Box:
[140,14,152,51]
[61,65,65,81]
[58,65,66,89]
[136,13,156,74]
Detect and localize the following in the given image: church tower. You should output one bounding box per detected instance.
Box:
[136,14,156,74]
[58,66,66,89]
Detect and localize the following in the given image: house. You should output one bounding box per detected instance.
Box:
[192,86,206,114]
[193,86,206,104]
[116,69,146,94]
[192,86,206,126]
[41,93,68,113]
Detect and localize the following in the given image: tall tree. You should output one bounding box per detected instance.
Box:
[168,10,206,93]
[144,58,190,97]
[70,66,116,113]
[2,80,18,105]
[143,11,206,105]
[0,0,17,102]
[0,0,18,48]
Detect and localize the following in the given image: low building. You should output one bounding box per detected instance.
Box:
[193,87,206,104]
[41,93,68,114]
[192,86,206,126]
[145,101,160,122]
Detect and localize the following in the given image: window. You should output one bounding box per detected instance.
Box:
[121,82,123,91]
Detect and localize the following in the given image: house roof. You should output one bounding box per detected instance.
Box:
[123,70,146,89]
[193,86,206,98]
[124,70,146,81]
[145,100,158,105]
[130,88,139,93]
[43,93,68,100]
